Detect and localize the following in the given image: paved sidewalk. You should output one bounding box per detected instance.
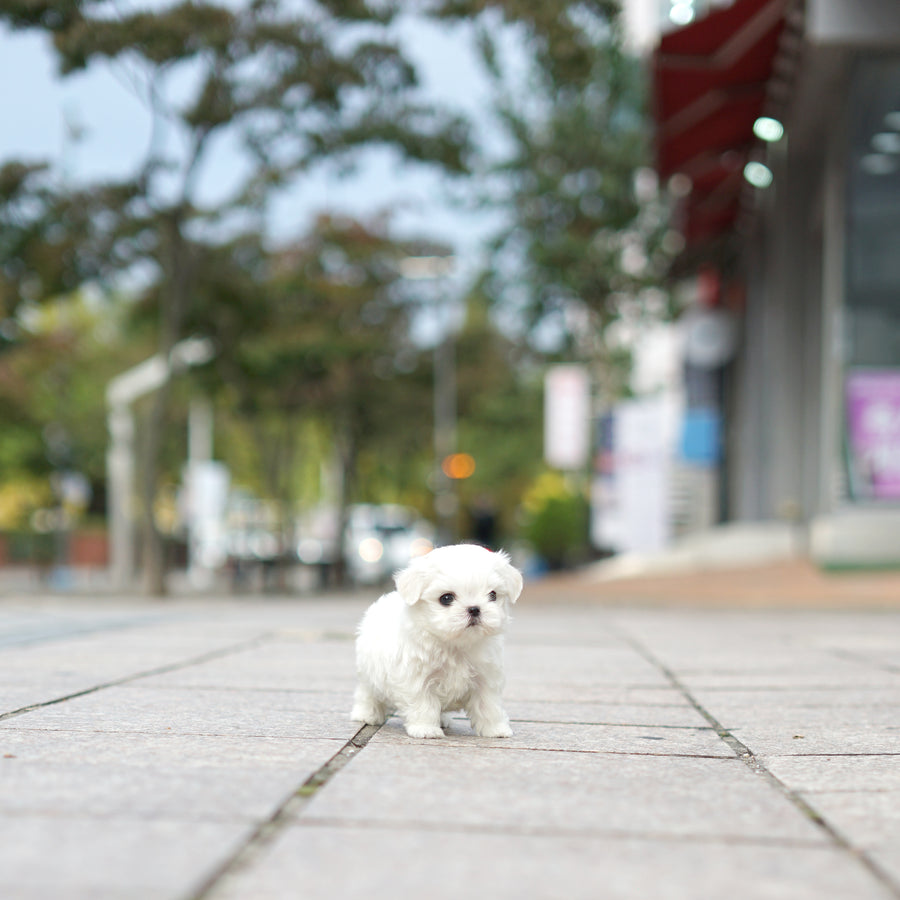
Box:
[1,573,899,899]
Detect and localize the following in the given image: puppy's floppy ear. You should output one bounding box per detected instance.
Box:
[395,554,433,606]
[494,549,524,604]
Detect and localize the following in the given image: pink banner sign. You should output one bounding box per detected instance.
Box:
[846,369,900,500]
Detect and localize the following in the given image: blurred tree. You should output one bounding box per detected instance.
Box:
[0,290,152,522]
[0,163,100,327]
[190,215,435,581]
[435,0,671,357]
[1,0,472,592]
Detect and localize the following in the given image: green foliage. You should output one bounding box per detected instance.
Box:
[0,291,153,523]
[521,471,590,567]
[436,0,621,87]
[0,163,100,319]
[437,0,671,353]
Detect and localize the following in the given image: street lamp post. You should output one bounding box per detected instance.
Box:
[398,254,457,544]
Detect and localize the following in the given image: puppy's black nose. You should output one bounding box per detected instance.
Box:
[467,606,481,617]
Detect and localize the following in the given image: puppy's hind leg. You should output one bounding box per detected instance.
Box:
[351,682,387,726]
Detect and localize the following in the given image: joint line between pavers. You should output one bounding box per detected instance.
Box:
[0,634,273,724]
[619,631,900,900]
[186,722,381,900]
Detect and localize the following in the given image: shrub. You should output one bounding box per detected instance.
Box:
[521,472,589,569]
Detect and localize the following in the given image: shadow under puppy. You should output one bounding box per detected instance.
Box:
[352,543,523,738]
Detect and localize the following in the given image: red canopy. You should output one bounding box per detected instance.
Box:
[653,0,792,250]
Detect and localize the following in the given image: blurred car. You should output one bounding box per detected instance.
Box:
[343,504,435,585]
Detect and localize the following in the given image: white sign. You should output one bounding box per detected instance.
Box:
[544,365,591,470]
[592,396,680,554]
[185,461,231,577]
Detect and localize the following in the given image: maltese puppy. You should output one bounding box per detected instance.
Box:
[351,543,523,739]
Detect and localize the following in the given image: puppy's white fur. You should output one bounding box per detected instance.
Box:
[351,543,523,739]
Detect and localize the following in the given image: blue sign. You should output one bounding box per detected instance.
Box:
[680,409,721,465]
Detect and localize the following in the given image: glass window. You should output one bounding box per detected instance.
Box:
[844,59,900,501]
[846,58,900,367]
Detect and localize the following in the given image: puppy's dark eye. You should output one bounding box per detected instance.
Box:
[488,590,497,602]
[439,593,455,606]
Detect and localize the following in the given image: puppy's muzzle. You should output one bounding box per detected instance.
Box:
[466,606,481,626]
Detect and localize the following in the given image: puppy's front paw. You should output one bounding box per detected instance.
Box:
[405,722,444,739]
[476,721,513,738]
[350,704,386,726]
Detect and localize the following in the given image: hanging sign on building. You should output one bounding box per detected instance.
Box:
[682,307,737,369]
[846,369,900,500]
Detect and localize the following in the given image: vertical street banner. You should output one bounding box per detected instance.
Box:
[846,369,900,500]
[544,365,591,471]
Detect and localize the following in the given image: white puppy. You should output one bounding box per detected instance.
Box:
[351,543,523,739]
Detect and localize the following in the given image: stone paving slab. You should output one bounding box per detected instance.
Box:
[502,680,687,703]
[719,722,899,757]
[505,643,672,691]
[0,728,347,771]
[11,684,357,739]
[301,739,825,842]
[681,670,899,689]
[504,697,711,727]
[688,688,900,756]
[133,640,358,693]
[1,758,302,821]
[0,816,251,900]
[0,588,898,900]
[761,754,900,792]
[802,790,900,848]
[212,825,896,900]
[876,843,900,890]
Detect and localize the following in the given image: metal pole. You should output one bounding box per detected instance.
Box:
[433,329,457,544]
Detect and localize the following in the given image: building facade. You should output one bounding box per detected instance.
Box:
[652,0,900,566]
